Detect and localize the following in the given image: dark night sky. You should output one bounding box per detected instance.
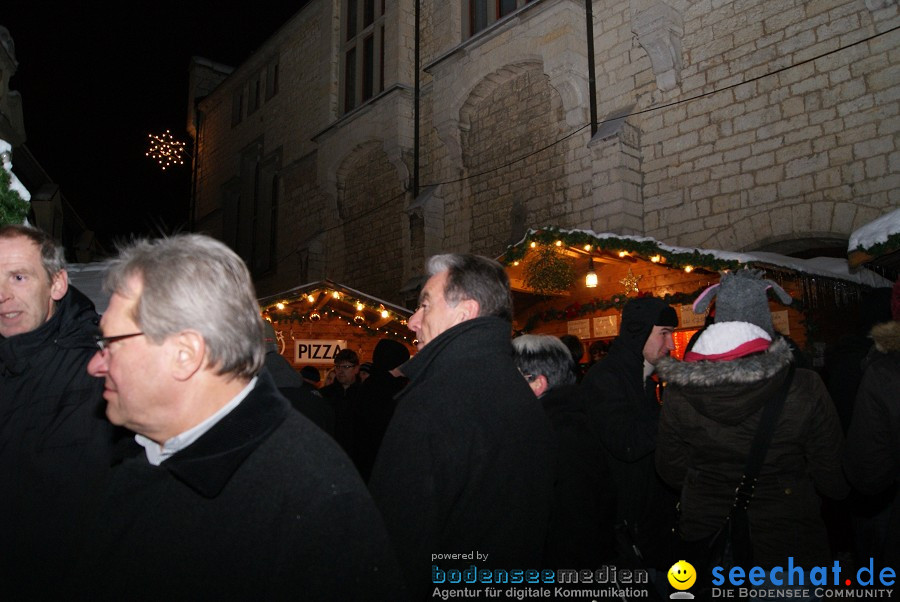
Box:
[5,2,306,248]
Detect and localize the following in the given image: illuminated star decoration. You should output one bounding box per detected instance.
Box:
[619,268,643,295]
[146,130,186,170]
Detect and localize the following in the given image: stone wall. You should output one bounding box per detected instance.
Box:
[633,0,898,250]
[190,0,899,305]
[334,141,406,300]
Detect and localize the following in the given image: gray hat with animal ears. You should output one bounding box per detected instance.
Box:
[692,268,792,338]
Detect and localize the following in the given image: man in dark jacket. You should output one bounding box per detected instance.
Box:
[579,296,679,576]
[368,254,554,600]
[844,301,900,566]
[353,338,409,482]
[70,234,406,600]
[0,224,118,598]
[320,348,362,454]
[512,334,615,569]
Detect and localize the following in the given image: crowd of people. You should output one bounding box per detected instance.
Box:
[0,223,897,600]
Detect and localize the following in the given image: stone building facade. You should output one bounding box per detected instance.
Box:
[188,0,899,306]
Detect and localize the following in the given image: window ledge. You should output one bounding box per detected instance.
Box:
[313,83,413,142]
[425,0,576,74]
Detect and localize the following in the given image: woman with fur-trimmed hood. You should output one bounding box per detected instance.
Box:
[844,278,900,566]
[654,270,848,569]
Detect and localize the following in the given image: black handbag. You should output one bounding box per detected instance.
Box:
[679,365,795,571]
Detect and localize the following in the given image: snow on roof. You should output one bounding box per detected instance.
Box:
[508,228,893,288]
[848,207,900,253]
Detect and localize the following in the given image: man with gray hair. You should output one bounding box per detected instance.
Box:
[512,335,614,570]
[71,234,405,599]
[0,224,118,598]
[369,254,554,599]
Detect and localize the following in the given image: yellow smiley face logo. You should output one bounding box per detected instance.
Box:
[668,560,697,590]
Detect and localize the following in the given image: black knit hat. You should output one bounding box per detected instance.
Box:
[372,338,410,371]
[621,296,678,336]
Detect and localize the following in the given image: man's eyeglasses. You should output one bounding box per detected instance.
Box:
[94,332,144,352]
[334,364,357,370]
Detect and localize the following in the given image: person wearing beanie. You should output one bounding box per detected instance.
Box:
[352,338,411,482]
[299,365,321,387]
[579,295,680,581]
[654,270,848,585]
[844,275,900,566]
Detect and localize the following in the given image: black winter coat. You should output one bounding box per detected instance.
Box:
[0,286,117,599]
[263,350,335,437]
[844,320,900,566]
[540,384,616,569]
[354,367,407,482]
[321,378,361,454]
[579,322,678,570]
[656,338,849,569]
[68,373,406,601]
[368,317,555,600]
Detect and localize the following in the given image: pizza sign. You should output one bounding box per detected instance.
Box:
[294,340,349,364]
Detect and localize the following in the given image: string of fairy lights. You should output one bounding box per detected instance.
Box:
[146,130,186,170]
[261,288,415,345]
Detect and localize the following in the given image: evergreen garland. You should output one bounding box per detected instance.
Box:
[522,245,576,295]
[502,227,744,272]
[0,168,29,226]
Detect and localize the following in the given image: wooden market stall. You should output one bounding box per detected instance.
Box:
[500,228,893,363]
[258,280,415,381]
[848,207,900,282]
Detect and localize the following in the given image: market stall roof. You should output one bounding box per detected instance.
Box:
[258,279,414,342]
[847,207,900,278]
[502,228,893,289]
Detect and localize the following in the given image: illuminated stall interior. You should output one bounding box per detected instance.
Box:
[259,280,415,379]
[501,228,892,363]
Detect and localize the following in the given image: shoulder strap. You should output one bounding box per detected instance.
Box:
[733,364,795,510]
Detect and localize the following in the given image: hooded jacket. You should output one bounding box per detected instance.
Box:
[0,286,118,597]
[579,297,679,569]
[844,320,900,565]
[655,338,849,568]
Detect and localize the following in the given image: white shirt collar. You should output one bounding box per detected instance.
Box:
[136,376,258,466]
